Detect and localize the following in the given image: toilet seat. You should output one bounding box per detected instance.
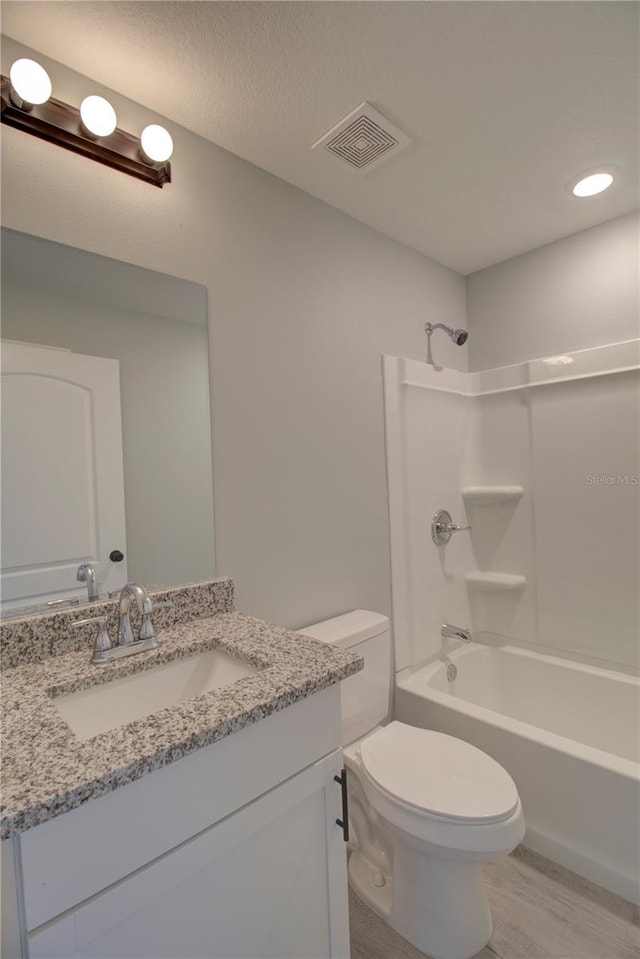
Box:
[359,722,519,824]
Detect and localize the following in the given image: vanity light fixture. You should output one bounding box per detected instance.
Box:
[140,124,174,164]
[80,95,117,139]
[8,58,52,108]
[569,168,615,197]
[1,58,172,187]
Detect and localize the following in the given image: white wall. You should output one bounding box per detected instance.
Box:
[463,390,537,648]
[529,370,639,669]
[0,37,467,627]
[401,384,475,669]
[466,213,639,371]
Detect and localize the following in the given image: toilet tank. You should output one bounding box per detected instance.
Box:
[297,610,391,745]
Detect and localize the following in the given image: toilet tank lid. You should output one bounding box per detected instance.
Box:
[297,610,389,648]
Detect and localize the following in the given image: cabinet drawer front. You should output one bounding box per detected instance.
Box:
[21,686,341,930]
[28,752,349,959]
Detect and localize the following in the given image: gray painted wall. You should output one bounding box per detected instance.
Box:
[1,38,467,628]
[466,212,639,371]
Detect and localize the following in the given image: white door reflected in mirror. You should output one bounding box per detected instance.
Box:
[1,342,128,608]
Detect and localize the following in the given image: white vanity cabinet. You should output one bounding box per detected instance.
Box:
[27,754,346,959]
[3,686,350,959]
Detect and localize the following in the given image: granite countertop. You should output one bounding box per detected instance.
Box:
[1,610,362,839]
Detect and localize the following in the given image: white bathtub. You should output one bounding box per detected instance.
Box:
[395,642,640,904]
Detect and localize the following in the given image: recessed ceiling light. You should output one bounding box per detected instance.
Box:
[570,170,614,197]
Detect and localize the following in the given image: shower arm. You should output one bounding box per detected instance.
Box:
[424,323,468,346]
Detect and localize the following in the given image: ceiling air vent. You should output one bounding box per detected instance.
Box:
[312,102,411,174]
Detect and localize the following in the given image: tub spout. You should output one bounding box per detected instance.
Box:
[441,623,472,643]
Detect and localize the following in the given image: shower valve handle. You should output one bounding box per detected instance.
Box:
[431,509,472,545]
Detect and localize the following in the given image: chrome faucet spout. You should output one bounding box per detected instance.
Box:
[77,562,99,601]
[119,582,155,646]
[441,623,472,644]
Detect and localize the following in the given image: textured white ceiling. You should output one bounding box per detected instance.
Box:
[1,1,638,274]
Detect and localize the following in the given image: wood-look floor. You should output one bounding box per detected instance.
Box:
[349,846,640,959]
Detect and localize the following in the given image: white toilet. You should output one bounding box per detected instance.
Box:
[299,610,525,959]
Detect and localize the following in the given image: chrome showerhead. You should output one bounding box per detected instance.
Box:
[424,323,468,346]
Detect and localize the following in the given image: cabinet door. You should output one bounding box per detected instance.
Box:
[28,751,350,959]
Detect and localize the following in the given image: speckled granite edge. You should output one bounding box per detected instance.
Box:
[1,611,363,838]
[0,578,234,669]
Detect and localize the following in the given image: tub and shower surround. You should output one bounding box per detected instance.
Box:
[383,340,640,901]
[383,339,640,671]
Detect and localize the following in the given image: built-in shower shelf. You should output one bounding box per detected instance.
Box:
[465,572,527,590]
[462,486,524,506]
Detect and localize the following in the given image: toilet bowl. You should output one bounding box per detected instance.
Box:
[344,723,524,959]
[298,611,525,959]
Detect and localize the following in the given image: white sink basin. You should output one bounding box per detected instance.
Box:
[53,649,260,741]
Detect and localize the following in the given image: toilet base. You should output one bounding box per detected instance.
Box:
[348,847,393,922]
[392,840,493,959]
[349,844,493,959]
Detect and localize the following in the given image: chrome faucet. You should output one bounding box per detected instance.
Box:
[77,562,99,602]
[441,623,472,644]
[119,582,157,647]
[73,582,162,666]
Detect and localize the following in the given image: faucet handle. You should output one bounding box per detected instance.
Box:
[431,509,472,546]
[139,608,155,642]
[137,593,156,641]
[72,616,114,664]
[139,600,174,641]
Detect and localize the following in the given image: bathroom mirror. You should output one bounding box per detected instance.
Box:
[1,228,215,612]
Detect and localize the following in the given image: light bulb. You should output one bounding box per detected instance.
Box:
[140,124,173,164]
[80,96,117,138]
[571,172,614,197]
[9,58,52,107]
